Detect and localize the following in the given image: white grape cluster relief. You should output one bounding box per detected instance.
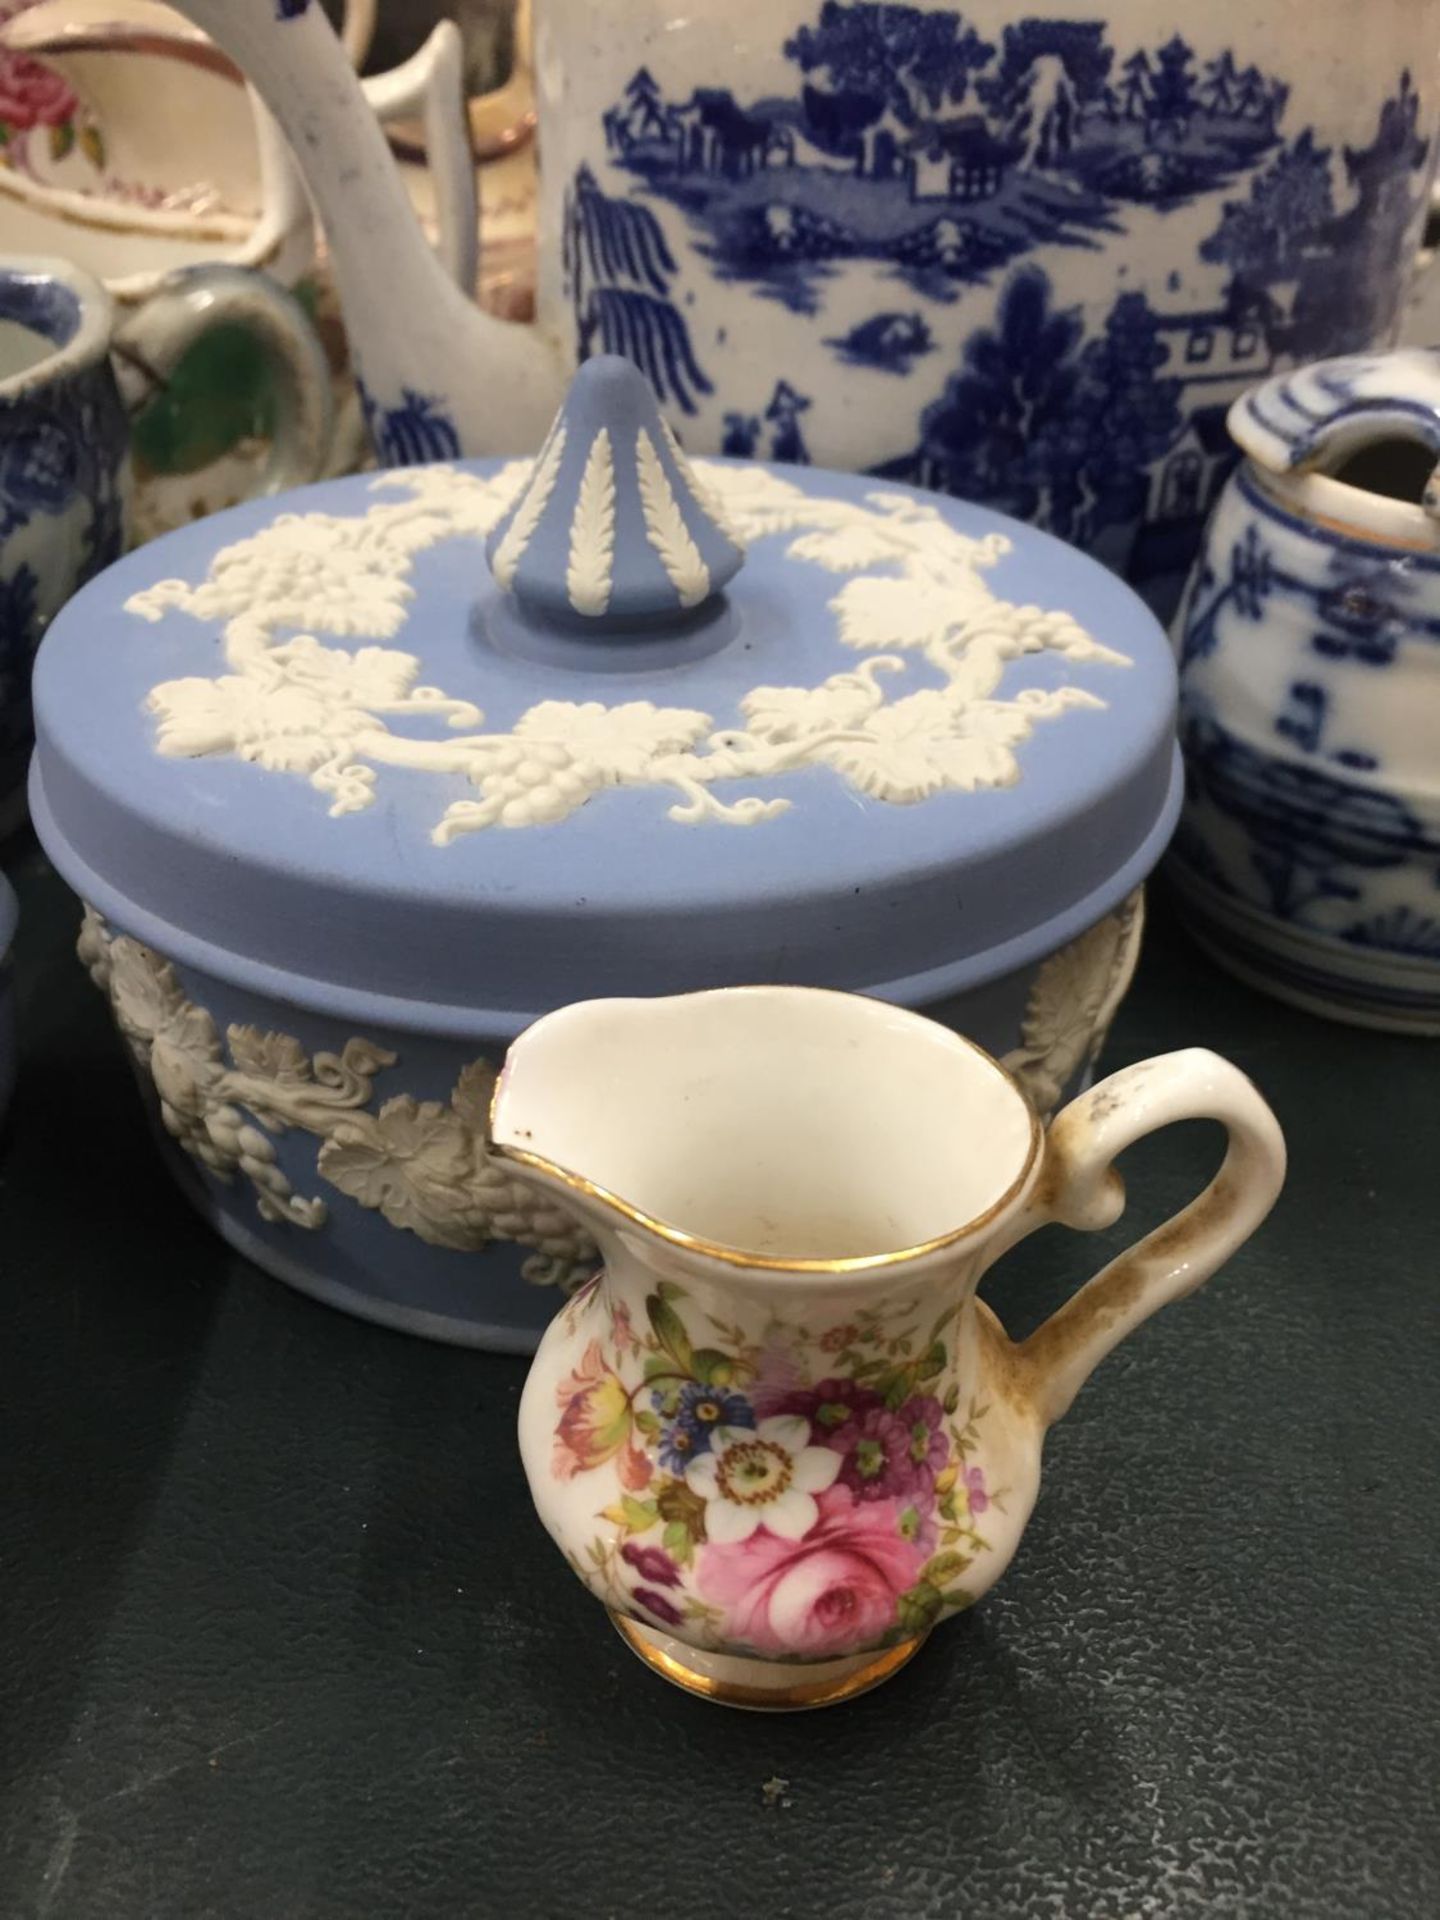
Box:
[129,460,1130,843]
[1001,891,1144,1117]
[76,891,1141,1285]
[77,908,599,1286]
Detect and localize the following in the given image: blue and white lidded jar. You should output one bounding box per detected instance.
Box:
[31,357,1179,1348]
[1172,350,1440,1031]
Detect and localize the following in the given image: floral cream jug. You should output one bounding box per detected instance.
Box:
[506,987,1285,1708]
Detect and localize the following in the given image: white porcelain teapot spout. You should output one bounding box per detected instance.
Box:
[128,0,568,458]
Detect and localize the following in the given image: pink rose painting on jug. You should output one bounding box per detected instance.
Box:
[0,3,103,182]
[548,1278,998,1660]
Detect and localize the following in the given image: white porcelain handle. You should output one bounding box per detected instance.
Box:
[361,22,478,294]
[1007,1048,1286,1426]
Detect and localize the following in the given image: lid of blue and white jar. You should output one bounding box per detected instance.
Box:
[30,358,1179,1036]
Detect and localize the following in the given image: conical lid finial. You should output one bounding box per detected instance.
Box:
[486,356,745,630]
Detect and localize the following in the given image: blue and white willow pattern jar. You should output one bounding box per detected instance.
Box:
[31,357,1181,1348]
[549,0,1440,624]
[169,0,1440,625]
[1171,351,1440,1032]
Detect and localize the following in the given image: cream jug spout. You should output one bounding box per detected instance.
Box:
[490,988,1043,1280]
[143,0,566,458]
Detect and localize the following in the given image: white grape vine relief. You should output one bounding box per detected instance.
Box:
[129,459,1130,843]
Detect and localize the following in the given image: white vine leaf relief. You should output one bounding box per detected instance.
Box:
[80,907,599,1287]
[816,685,1104,804]
[1002,892,1146,1117]
[128,460,1132,842]
[432,698,717,839]
[739,658,904,740]
[636,427,709,607]
[566,427,616,616]
[491,421,566,590]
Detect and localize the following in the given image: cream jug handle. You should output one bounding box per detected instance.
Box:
[1008,1049,1286,1427]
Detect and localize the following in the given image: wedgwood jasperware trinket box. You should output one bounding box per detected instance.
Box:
[1172,351,1440,1030]
[30,357,1179,1349]
[507,986,1286,1708]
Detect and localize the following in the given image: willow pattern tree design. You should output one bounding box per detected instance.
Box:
[1202,71,1431,358]
[915,267,1182,546]
[1069,291,1186,541]
[784,1,994,127]
[977,20,1113,169]
[1199,51,1237,118]
[1118,50,1151,122]
[1147,34,1198,139]
[915,268,1082,520]
[1202,129,1337,283]
[562,164,713,414]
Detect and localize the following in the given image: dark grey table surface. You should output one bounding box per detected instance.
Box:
[1,837,1436,1920]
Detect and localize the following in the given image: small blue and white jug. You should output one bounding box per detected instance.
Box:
[1171,351,1440,1032]
[0,253,330,835]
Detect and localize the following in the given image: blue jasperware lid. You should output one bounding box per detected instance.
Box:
[30,358,1179,1037]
